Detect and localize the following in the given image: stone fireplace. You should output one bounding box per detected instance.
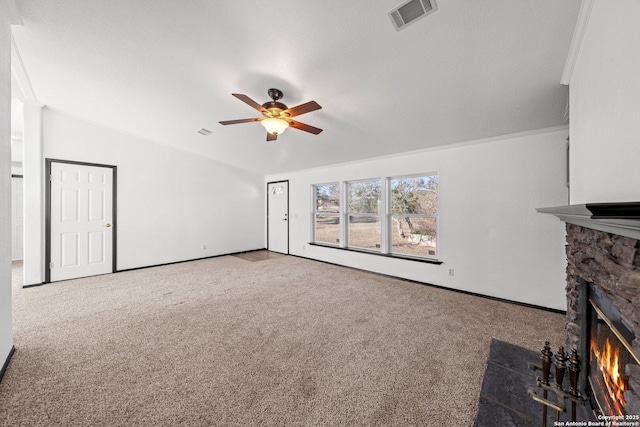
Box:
[539,203,640,417]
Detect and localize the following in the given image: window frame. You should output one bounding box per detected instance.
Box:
[310,172,441,264]
[345,178,383,252]
[387,173,439,260]
[312,182,341,247]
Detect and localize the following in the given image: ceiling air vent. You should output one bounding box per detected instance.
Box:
[388,0,436,31]
[197,128,212,136]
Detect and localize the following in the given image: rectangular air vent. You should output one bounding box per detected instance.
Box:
[197,128,212,136]
[389,0,436,31]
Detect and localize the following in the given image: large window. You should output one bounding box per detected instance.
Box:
[312,173,439,261]
[313,183,340,245]
[347,179,382,251]
[389,174,438,258]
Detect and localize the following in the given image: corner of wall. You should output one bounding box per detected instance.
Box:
[1,0,16,373]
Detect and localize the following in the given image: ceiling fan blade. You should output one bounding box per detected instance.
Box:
[285,101,322,117]
[266,132,277,142]
[232,94,267,113]
[288,120,323,135]
[219,118,261,125]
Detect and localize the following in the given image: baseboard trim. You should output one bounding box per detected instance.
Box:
[110,249,269,274]
[291,254,566,315]
[23,282,45,289]
[0,346,16,383]
[24,249,269,287]
[19,249,563,315]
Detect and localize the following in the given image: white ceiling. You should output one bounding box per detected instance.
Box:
[11,0,581,175]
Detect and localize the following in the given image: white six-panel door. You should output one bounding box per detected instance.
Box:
[267,181,289,254]
[50,162,114,282]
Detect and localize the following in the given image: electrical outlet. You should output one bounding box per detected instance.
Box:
[202,244,207,250]
[448,268,454,277]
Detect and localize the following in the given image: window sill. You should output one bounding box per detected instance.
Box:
[307,242,443,265]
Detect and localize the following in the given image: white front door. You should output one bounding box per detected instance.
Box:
[11,176,24,260]
[268,181,288,254]
[50,162,114,282]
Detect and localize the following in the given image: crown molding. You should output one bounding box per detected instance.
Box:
[272,125,570,178]
[561,0,595,85]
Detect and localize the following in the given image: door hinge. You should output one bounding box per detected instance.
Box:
[49,262,53,269]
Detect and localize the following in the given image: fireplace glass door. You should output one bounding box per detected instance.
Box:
[588,292,639,417]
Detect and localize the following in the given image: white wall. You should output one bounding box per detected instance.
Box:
[569,0,640,204]
[1,0,15,369]
[22,103,43,285]
[267,127,569,310]
[32,108,264,273]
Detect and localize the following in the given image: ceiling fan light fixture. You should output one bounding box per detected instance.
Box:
[219,89,322,140]
[261,117,289,136]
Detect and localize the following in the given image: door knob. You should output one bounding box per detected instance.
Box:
[105,223,112,227]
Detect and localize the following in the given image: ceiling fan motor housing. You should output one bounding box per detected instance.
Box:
[261,101,289,118]
[262,89,288,118]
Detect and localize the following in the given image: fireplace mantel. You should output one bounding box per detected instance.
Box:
[537,202,640,240]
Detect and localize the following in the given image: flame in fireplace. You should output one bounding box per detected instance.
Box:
[591,337,627,414]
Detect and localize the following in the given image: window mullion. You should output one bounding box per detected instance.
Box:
[341,181,348,248]
[381,177,389,254]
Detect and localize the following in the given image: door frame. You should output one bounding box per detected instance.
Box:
[45,158,118,283]
[11,174,24,261]
[266,180,289,254]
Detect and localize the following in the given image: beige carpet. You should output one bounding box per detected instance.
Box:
[1,256,564,426]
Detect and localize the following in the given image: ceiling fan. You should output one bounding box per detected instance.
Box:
[219,88,322,141]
